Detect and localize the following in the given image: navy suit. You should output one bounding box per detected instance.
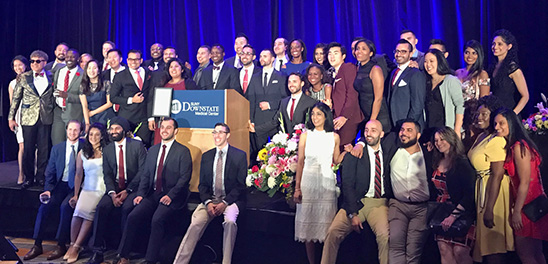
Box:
[255,93,316,136]
[387,66,426,130]
[34,139,83,245]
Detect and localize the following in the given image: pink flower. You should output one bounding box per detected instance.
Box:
[277,147,286,155]
[268,155,277,165]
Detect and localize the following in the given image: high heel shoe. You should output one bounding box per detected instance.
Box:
[63,243,74,260]
[67,244,82,264]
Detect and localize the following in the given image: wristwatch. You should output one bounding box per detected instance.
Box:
[348,213,356,219]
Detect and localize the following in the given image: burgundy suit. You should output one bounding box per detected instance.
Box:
[332,62,363,149]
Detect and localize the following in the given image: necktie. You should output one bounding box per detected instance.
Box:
[374,150,382,198]
[279,59,284,70]
[391,68,401,86]
[263,72,268,87]
[135,70,143,90]
[63,70,71,107]
[35,72,44,77]
[103,62,108,71]
[156,145,167,193]
[68,145,76,188]
[213,65,220,71]
[243,69,249,94]
[290,98,296,121]
[214,150,224,200]
[118,145,126,190]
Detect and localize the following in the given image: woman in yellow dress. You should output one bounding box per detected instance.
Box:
[467,95,514,263]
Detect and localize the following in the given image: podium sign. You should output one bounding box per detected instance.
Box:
[170,90,226,128]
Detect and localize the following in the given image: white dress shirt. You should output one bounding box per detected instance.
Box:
[127,67,145,104]
[62,141,79,182]
[110,65,125,82]
[392,60,410,86]
[286,92,303,118]
[365,145,384,197]
[154,139,175,184]
[239,64,255,88]
[233,56,242,68]
[390,148,429,202]
[273,55,289,71]
[55,67,78,107]
[33,70,49,96]
[212,61,225,89]
[262,67,274,86]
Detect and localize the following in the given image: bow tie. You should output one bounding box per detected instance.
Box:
[213,66,220,71]
[35,72,44,77]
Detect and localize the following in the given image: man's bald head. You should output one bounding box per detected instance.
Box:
[364,120,384,147]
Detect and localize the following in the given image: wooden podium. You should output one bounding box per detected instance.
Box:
[169,89,249,192]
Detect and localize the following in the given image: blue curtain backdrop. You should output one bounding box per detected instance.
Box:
[1,0,547,160]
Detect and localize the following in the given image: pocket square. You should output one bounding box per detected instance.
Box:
[398,80,407,87]
[272,80,279,84]
[334,78,342,83]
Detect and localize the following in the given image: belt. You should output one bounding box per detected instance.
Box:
[476,169,490,208]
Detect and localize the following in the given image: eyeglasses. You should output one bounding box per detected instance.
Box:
[393,50,409,55]
[127,58,141,62]
[240,52,253,56]
[30,59,45,64]
[212,131,227,135]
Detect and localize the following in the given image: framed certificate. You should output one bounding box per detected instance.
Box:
[151,87,173,117]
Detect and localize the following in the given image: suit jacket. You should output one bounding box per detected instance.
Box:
[44,139,85,192]
[137,141,192,210]
[240,66,261,99]
[248,69,288,125]
[143,59,165,72]
[8,70,55,126]
[45,61,65,73]
[256,93,316,135]
[199,145,247,210]
[340,138,395,215]
[332,63,363,123]
[52,66,85,122]
[387,66,426,128]
[197,63,242,94]
[103,138,147,194]
[110,68,154,124]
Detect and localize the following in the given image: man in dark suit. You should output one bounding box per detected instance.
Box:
[22,120,83,261]
[250,72,315,136]
[110,49,154,147]
[99,41,116,72]
[387,39,426,130]
[225,33,248,69]
[239,44,260,98]
[117,117,192,264]
[174,123,247,264]
[45,42,69,73]
[143,43,165,71]
[86,117,147,264]
[9,50,55,188]
[400,30,425,71]
[192,45,211,85]
[197,45,241,94]
[321,120,393,264]
[51,49,85,146]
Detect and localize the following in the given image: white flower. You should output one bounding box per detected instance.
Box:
[535,114,542,120]
[289,162,298,173]
[287,140,298,152]
[267,177,277,189]
[265,164,277,174]
[246,175,253,187]
[272,132,288,145]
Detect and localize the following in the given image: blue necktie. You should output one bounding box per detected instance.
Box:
[68,145,76,188]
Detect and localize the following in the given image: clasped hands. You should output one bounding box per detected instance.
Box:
[207,202,227,217]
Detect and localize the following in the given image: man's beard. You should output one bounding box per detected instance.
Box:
[110,132,124,142]
[366,136,380,147]
[399,137,417,148]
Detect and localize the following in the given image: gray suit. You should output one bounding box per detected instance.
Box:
[51,66,84,146]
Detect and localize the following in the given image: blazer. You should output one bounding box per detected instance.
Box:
[198,145,247,210]
[103,138,147,194]
[240,66,261,99]
[441,157,476,213]
[340,139,394,215]
[44,139,85,192]
[197,63,242,94]
[137,141,192,210]
[45,61,65,73]
[225,56,259,69]
[332,63,363,123]
[387,66,426,128]
[110,68,154,124]
[8,70,55,126]
[52,66,85,122]
[248,69,288,125]
[255,93,316,135]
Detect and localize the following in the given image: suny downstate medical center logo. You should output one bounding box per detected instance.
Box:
[171,100,220,116]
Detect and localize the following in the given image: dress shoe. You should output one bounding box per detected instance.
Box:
[21,180,33,189]
[117,257,130,264]
[46,245,67,260]
[86,252,104,264]
[23,245,43,260]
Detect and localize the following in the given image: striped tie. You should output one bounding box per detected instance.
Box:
[374,150,382,198]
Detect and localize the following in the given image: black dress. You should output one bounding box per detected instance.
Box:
[425,81,446,130]
[353,60,391,131]
[489,60,521,110]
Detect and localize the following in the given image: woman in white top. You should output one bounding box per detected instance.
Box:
[8,55,28,184]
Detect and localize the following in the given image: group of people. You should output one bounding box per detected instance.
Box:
[5,27,546,264]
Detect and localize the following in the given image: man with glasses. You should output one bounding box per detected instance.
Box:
[174,123,247,264]
[197,45,241,94]
[9,50,55,188]
[239,44,260,98]
[110,50,154,147]
[387,39,426,130]
[143,43,165,71]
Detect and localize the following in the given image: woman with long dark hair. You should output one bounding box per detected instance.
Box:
[431,127,476,264]
[161,57,197,90]
[424,49,465,138]
[281,39,311,75]
[488,29,529,114]
[304,64,332,107]
[294,102,342,264]
[488,108,548,264]
[456,40,490,101]
[79,60,115,132]
[313,43,331,71]
[65,123,108,263]
[8,55,28,184]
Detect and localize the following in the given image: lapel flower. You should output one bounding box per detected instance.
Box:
[76,72,81,77]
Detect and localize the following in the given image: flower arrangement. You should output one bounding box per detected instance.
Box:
[246,124,305,199]
[523,94,548,134]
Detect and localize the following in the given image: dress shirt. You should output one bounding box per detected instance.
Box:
[109,66,126,82]
[262,67,274,86]
[365,145,384,197]
[52,60,60,70]
[62,141,79,182]
[127,67,145,104]
[273,55,289,71]
[114,138,127,184]
[211,144,229,202]
[239,64,255,87]
[212,61,225,89]
[33,70,49,96]
[390,148,429,202]
[233,56,242,68]
[153,139,175,184]
[55,67,77,107]
[393,60,410,85]
[286,92,303,118]
[103,61,111,71]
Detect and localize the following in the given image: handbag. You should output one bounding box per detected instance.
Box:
[523,194,548,222]
[428,203,474,237]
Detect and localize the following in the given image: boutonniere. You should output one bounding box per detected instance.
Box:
[76,72,81,77]
[146,75,151,81]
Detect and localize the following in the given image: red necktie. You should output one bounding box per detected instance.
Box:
[103,61,108,71]
[135,70,143,90]
[290,98,296,121]
[118,145,126,190]
[391,68,400,86]
[243,69,249,94]
[63,70,71,107]
[156,145,167,193]
[374,151,382,198]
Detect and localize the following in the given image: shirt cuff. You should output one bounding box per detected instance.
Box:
[127,97,133,104]
[108,191,116,196]
[148,117,154,122]
[204,199,212,205]
[222,200,228,205]
[357,141,366,147]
